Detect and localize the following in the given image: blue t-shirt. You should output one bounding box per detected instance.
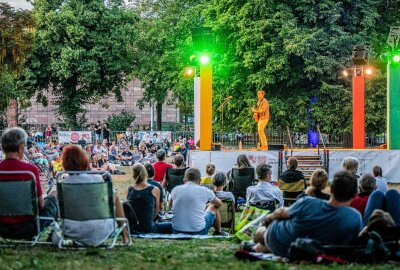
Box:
[148,178,164,204]
[266,197,362,257]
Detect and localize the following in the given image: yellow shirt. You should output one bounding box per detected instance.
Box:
[200,176,213,185]
[51,160,63,173]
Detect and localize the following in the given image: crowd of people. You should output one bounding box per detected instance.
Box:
[0,127,399,257]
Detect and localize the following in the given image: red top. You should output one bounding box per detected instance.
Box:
[350,193,370,217]
[0,158,43,224]
[153,161,173,182]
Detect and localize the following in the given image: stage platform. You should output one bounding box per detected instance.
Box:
[188,148,400,183]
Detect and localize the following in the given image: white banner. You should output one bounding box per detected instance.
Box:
[189,150,280,181]
[58,131,92,144]
[136,131,172,143]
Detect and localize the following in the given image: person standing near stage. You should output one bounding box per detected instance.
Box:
[251,89,270,150]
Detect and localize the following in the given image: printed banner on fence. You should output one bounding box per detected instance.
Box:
[58,131,92,143]
[135,131,172,143]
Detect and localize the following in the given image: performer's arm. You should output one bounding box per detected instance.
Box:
[255,99,268,114]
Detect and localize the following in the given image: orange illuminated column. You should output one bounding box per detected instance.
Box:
[352,74,365,149]
[199,64,212,150]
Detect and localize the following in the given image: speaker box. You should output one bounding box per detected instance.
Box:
[268,144,285,150]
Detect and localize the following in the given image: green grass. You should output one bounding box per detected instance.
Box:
[0,238,396,270]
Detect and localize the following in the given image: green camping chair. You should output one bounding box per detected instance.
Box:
[219,199,235,234]
[0,171,56,246]
[56,171,130,248]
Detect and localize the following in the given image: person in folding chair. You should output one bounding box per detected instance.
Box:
[0,127,58,240]
[60,146,129,246]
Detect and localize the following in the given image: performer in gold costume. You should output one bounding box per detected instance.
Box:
[252,89,270,150]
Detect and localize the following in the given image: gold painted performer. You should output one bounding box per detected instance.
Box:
[252,89,270,150]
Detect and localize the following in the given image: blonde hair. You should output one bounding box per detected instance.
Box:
[206,164,216,176]
[367,209,395,232]
[287,157,298,170]
[132,163,148,184]
[342,156,359,176]
[305,169,328,196]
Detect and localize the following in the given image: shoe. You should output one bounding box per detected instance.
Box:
[239,240,256,252]
[115,170,126,175]
[213,230,229,236]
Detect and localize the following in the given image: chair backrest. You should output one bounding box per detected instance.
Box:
[0,171,38,217]
[231,168,255,198]
[165,167,188,193]
[219,199,235,233]
[57,172,114,221]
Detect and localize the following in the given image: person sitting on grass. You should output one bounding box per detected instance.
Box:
[213,172,235,202]
[144,163,165,211]
[62,146,129,245]
[249,171,362,257]
[108,145,120,162]
[126,163,172,233]
[153,149,172,183]
[91,153,125,175]
[169,168,227,236]
[350,173,376,217]
[247,164,283,209]
[120,146,134,166]
[372,166,388,193]
[0,127,58,239]
[201,164,215,186]
[297,169,330,200]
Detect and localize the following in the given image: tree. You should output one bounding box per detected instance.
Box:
[23,0,137,129]
[0,2,34,127]
[107,110,135,131]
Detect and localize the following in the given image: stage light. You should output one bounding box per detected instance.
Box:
[342,70,349,77]
[184,67,195,77]
[393,54,400,63]
[365,68,372,75]
[199,54,210,65]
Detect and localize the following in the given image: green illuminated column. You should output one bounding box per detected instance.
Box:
[388,62,400,149]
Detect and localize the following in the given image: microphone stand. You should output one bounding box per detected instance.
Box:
[218,97,232,148]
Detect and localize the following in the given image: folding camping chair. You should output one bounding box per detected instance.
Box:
[219,199,235,234]
[0,171,56,246]
[164,167,188,209]
[228,168,256,208]
[56,171,130,248]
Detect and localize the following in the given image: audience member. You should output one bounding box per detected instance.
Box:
[201,164,215,185]
[213,172,235,202]
[247,164,283,208]
[350,173,376,217]
[372,166,388,193]
[251,170,362,257]
[144,163,165,210]
[131,147,143,164]
[94,121,102,142]
[108,145,120,162]
[153,149,173,183]
[126,164,171,233]
[279,157,306,206]
[102,123,110,143]
[169,168,227,235]
[92,141,107,155]
[298,169,330,200]
[227,154,254,180]
[342,156,360,178]
[363,188,400,226]
[97,153,125,175]
[61,145,129,245]
[0,128,58,239]
[120,146,134,166]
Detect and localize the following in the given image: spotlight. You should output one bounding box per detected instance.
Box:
[199,55,210,65]
[393,54,400,63]
[342,70,349,77]
[365,68,372,75]
[184,67,195,78]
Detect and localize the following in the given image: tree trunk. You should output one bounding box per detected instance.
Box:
[6,99,18,128]
[156,101,162,131]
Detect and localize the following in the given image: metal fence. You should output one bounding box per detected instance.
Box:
[0,129,387,149]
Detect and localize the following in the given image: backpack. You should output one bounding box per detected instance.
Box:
[122,201,139,234]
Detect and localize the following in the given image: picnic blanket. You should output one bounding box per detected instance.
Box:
[131,233,232,240]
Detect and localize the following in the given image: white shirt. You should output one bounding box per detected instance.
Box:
[246,181,284,207]
[375,176,388,193]
[171,181,215,232]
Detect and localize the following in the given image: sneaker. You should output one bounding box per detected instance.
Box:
[115,170,126,175]
[213,230,229,236]
[239,240,256,252]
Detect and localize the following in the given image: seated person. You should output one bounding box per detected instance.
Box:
[143,150,156,163]
[120,147,133,166]
[372,166,388,193]
[126,164,171,233]
[252,171,362,257]
[144,163,165,211]
[50,153,63,176]
[0,128,58,239]
[358,209,395,239]
[92,141,107,155]
[342,156,360,179]
[279,157,306,206]
[153,149,172,183]
[92,153,125,175]
[363,188,400,226]
[201,164,215,186]
[297,169,330,200]
[29,146,49,168]
[350,173,376,217]
[169,168,227,235]
[212,172,235,202]
[247,164,283,208]
[162,154,186,188]
[131,147,143,164]
[62,146,129,245]
[108,145,120,162]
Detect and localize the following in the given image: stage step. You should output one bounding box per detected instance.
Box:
[285,155,321,160]
[285,155,325,183]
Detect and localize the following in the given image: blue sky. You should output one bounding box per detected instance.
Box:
[0,0,33,10]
